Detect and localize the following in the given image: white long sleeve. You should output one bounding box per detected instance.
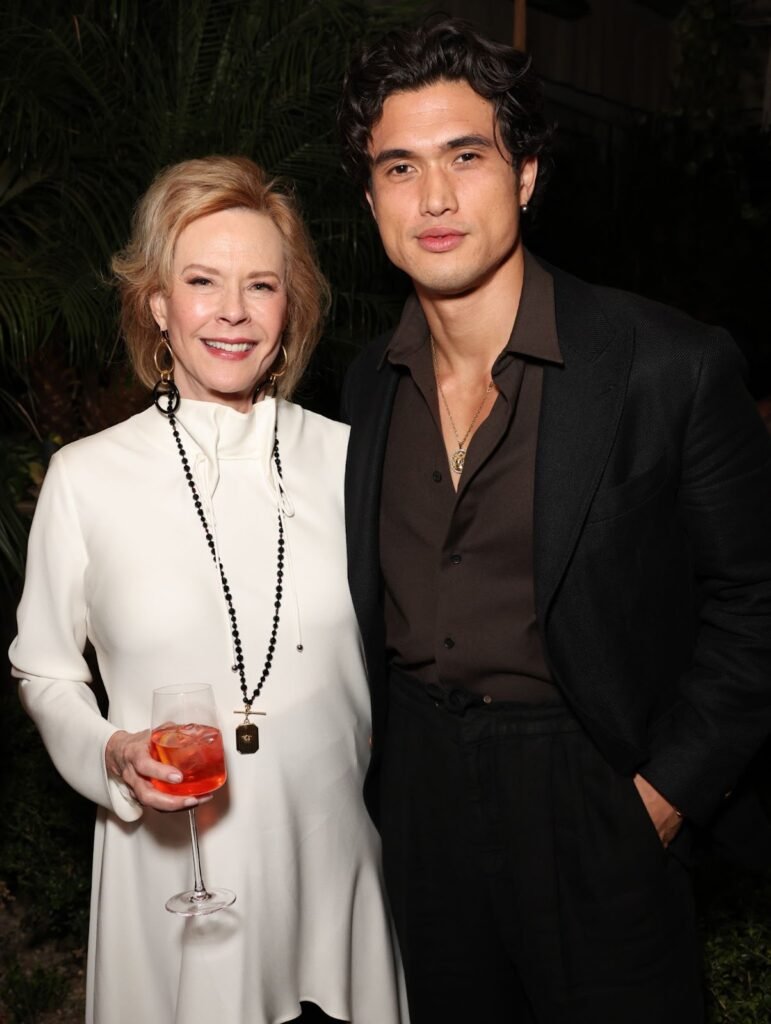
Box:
[10,452,140,821]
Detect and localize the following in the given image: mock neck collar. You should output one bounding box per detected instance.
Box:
[171,397,278,498]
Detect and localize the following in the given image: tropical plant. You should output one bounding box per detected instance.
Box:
[0,0,419,590]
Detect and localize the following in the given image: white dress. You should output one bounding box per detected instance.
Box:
[9,397,408,1024]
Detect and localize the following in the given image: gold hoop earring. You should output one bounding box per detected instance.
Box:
[268,344,289,388]
[153,330,174,377]
[152,330,180,415]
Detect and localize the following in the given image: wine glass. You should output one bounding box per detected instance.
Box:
[150,683,236,916]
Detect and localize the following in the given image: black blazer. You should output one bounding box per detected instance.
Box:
[342,264,771,851]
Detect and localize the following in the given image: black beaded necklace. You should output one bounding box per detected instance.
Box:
[166,402,284,755]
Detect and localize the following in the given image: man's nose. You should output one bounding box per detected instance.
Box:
[419,166,458,217]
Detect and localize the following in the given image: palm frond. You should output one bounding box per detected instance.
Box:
[0,0,427,587]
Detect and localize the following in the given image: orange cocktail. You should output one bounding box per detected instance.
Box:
[150,723,227,796]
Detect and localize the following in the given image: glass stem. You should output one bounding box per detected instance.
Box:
[187,807,210,902]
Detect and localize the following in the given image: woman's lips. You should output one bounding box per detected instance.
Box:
[202,339,257,359]
[416,231,465,253]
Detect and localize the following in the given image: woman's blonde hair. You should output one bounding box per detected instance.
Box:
[112,156,330,399]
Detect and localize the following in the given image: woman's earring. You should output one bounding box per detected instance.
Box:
[152,330,180,415]
[520,202,529,214]
[267,345,289,392]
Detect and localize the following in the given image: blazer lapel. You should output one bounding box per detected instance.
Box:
[534,270,634,624]
[345,354,400,637]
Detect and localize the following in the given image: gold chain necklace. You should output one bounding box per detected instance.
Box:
[430,336,494,475]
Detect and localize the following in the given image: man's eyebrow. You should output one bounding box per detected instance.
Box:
[444,134,493,151]
[372,148,414,169]
[371,135,494,169]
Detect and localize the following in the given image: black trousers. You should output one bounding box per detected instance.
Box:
[380,671,704,1024]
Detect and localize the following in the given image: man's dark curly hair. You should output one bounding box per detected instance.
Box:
[338,17,553,200]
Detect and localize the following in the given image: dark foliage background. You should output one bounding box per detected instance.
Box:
[0,0,413,589]
[1,0,769,1020]
[528,0,771,399]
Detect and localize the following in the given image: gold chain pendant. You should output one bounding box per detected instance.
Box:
[430,336,494,479]
[450,448,467,474]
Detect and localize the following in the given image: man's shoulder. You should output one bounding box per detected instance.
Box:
[346,328,395,375]
[340,328,399,423]
[547,261,741,377]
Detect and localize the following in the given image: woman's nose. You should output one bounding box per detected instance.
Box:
[217,285,249,323]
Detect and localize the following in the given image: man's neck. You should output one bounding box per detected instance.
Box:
[415,248,526,376]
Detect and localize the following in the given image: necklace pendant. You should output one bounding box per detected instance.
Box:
[167,419,284,757]
[233,707,266,754]
[236,721,259,754]
[450,448,467,475]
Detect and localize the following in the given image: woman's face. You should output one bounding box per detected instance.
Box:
[150,207,288,412]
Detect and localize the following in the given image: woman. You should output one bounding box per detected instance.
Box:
[10,156,407,1024]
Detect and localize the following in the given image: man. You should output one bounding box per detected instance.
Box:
[338,18,771,1024]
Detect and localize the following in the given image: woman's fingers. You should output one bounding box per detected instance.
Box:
[105,728,212,810]
[127,769,213,812]
[128,740,181,783]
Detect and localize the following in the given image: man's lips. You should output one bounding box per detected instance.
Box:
[415,229,465,253]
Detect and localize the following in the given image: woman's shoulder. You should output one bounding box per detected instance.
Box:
[46,407,168,499]
[276,401,350,489]
[52,406,163,466]
[277,400,349,447]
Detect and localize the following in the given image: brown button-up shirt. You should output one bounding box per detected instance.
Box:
[379,253,563,702]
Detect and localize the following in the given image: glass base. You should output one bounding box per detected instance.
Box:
[165,887,236,917]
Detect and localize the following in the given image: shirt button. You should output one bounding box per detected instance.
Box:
[443,637,455,649]
[432,470,442,483]
[450,554,462,566]
[482,695,493,705]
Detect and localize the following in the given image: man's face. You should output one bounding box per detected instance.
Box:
[366,79,536,298]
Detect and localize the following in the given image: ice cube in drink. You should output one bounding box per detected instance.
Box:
[150,723,227,796]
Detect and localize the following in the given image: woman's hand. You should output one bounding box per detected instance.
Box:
[105,729,212,812]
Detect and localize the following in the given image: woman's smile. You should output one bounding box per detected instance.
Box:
[150,207,288,411]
